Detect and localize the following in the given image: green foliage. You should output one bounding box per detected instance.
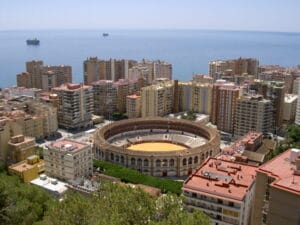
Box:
[38,147,44,159]
[38,181,210,225]
[0,173,55,225]
[112,112,128,121]
[265,124,300,161]
[0,172,210,225]
[181,111,196,121]
[94,160,183,195]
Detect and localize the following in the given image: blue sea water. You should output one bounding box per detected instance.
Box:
[0,29,300,88]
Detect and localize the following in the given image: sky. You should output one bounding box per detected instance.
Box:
[0,0,300,32]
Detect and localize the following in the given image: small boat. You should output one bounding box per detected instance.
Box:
[26,38,40,45]
[102,33,109,37]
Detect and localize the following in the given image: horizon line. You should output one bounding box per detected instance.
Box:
[1,27,300,34]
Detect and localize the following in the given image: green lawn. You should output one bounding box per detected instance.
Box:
[94,160,183,195]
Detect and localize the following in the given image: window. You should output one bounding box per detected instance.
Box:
[182,158,187,166]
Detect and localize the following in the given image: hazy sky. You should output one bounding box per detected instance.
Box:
[1,0,299,32]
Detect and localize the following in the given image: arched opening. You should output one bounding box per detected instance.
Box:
[110,153,114,161]
[188,157,193,165]
[169,159,175,167]
[131,157,136,166]
[182,158,187,166]
[137,158,142,166]
[144,159,149,167]
[194,156,198,164]
[163,159,168,167]
[156,159,161,167]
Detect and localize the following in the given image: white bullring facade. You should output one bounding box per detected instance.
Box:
[93,118,220,177]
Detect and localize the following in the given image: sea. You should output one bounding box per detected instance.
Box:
[0,29,300,88]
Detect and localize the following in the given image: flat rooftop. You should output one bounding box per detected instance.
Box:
[9,161,35,172]
[183,158,257,202]
[258,149,300,195]
[30,175,68,195]
[48,139,88,153]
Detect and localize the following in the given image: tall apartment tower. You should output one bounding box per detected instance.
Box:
[217,85,240,133]
[177,81,212,114]
[211,80,240,133]
[250,81,285,130]
[126,94,142,118]
[191,82,212,114]
[296,85,300,125]
[92,80,118,118]
[26,60,44,89]
[234,95,273,137]
[141,81,174,117]
[17,61,72,91]
[209,58,259,81]
[52,83,93,129]
[251,149,300,225]
[84,57,136,84]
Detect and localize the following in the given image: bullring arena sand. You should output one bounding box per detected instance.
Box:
[127,142,187,152]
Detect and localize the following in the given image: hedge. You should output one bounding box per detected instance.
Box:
[93,160,183,195]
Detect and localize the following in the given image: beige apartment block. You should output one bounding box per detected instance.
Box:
[251,149,300,225]
[234,95,273,137]
[44,139,93,180]
[0,99,58,162]
[209,58,259,81]
[177,81,212,114]
[141,80,174,117]
[83,57,136,84]
[8,135,38,163]
[17,60,72,90]
[52,83,93,129]
[126,94,141,118]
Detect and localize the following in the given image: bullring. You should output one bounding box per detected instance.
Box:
[93,117,220,177]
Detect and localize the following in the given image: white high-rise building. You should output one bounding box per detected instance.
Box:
[296,85,300,125]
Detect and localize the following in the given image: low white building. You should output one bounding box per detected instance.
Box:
[44,139,93,181]
[30,174,68,198]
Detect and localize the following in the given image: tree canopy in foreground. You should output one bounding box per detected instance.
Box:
[0,172,210,225]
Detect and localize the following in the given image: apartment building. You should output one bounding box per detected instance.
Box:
[83,57,136,84]
[126,94,141,118]
[176,81,213,114]
[0,99,58,161]
[17,60,72,90]
[211,80,240,133]
[52,83,93,130]
[251,149,300,225]
[292,77,300,95]
[282,94,298,122]
[192,74,214,84]
[7,135,38,163]
[209,58,259,81]
[8,155,44,183]
[44,139,93,180]
[249,80,285,129]
[128,65,151,84]
[296,86,300,125]
[141,80,174,117]
[234,95,273,137]
[183,158,257,225]
[92,80,118,117]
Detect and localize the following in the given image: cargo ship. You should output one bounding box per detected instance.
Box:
[26,38,40,45]
[102,33,109,37]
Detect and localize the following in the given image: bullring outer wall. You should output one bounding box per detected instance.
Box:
[93,117,220,177]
